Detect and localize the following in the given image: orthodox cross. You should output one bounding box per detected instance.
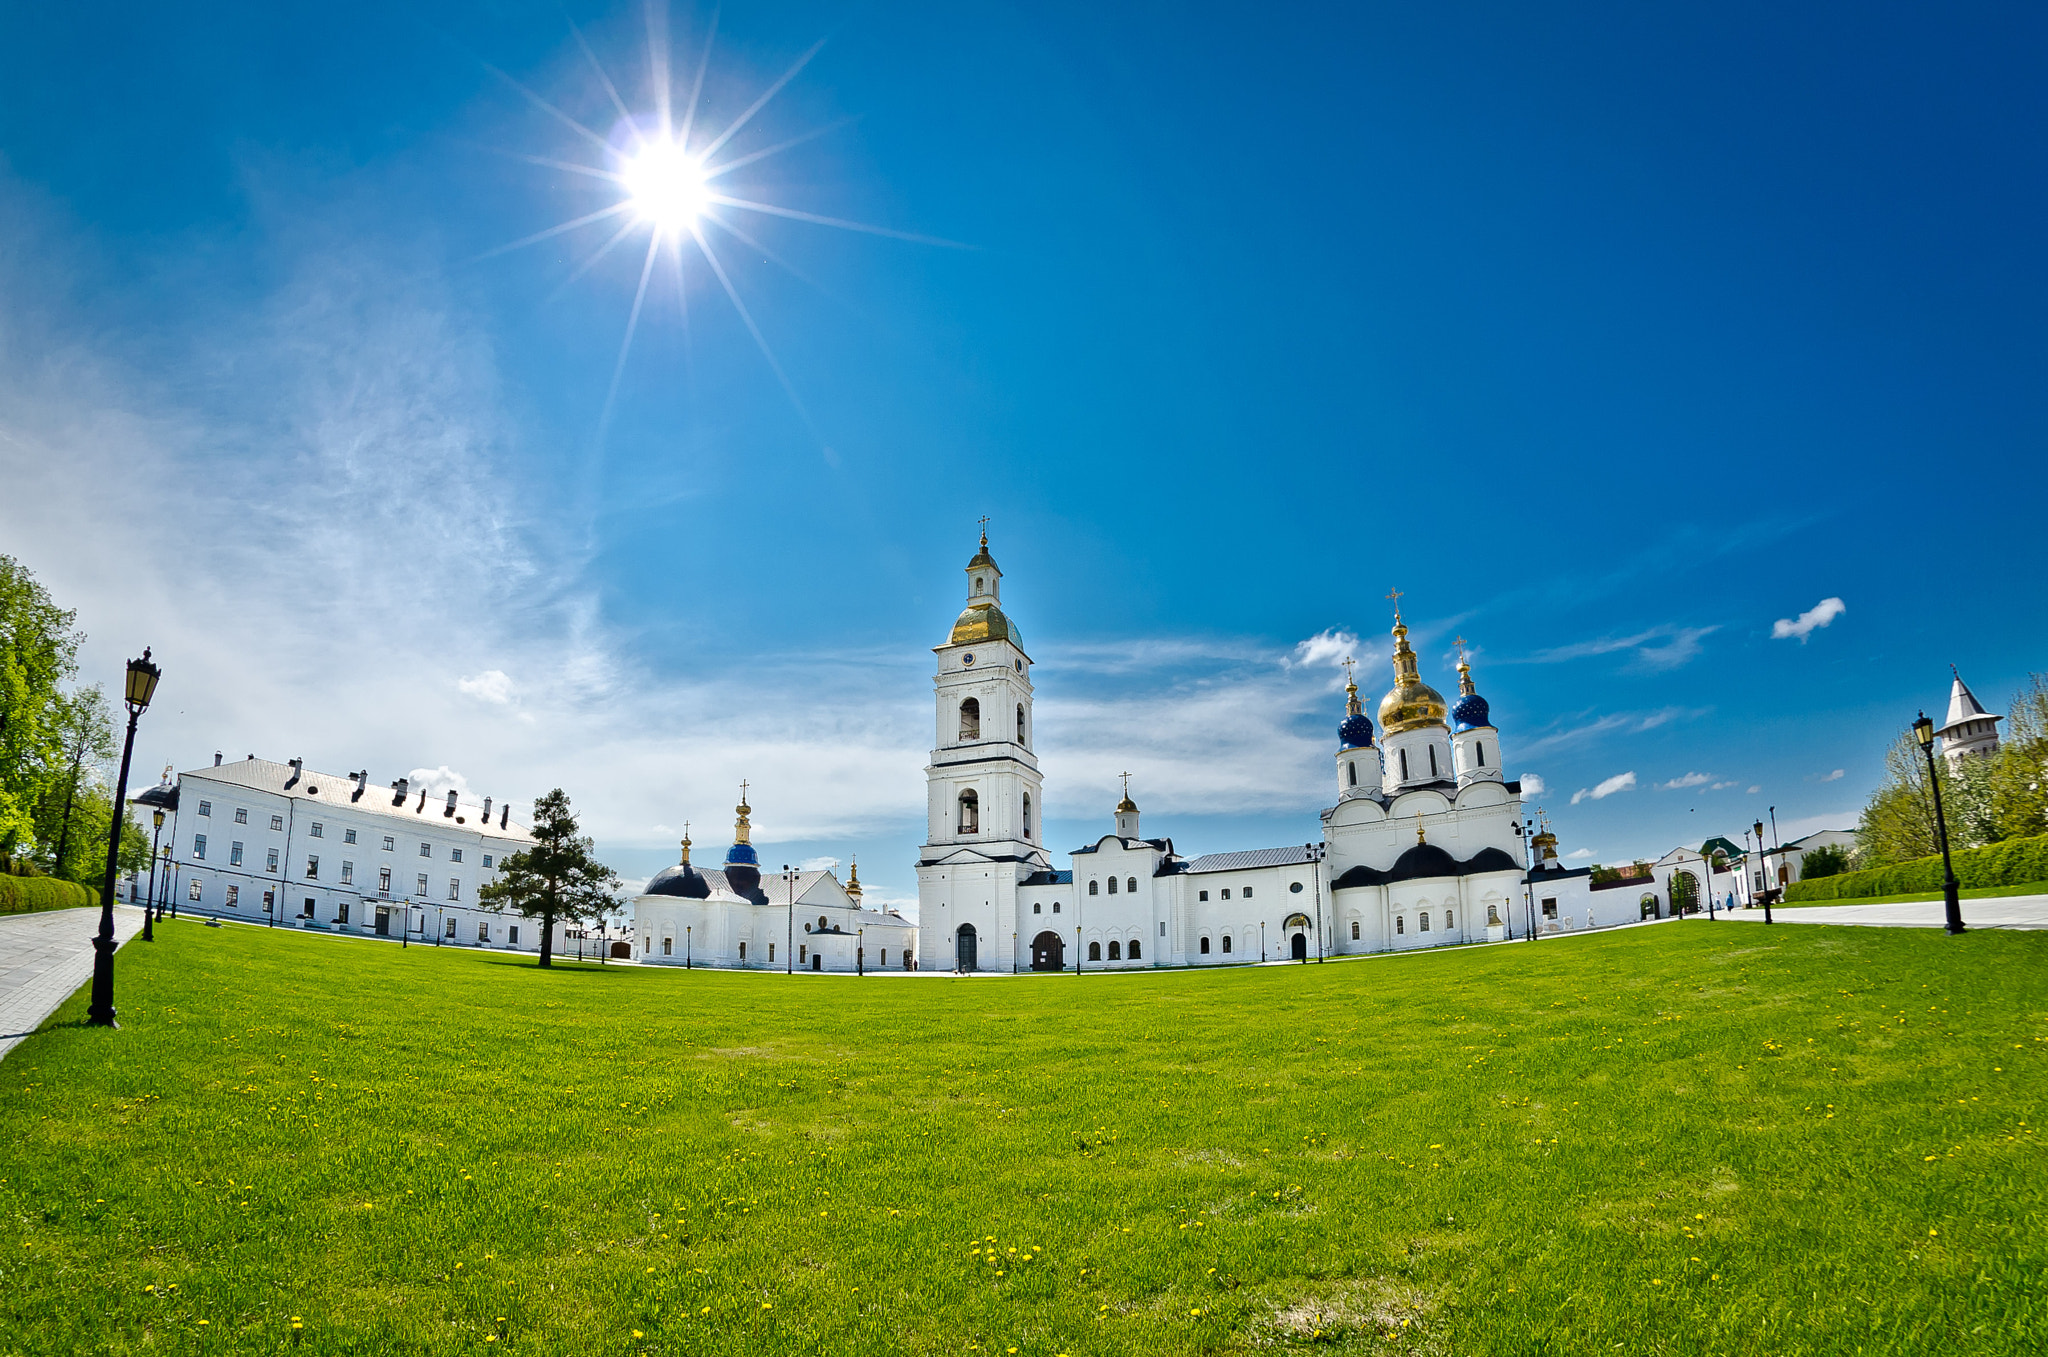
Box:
[1120,771,1132,799]
[1341,655,1357,686]
[1454,635,1468,664]
[738,779,749,805]
[1386,585,1404,622]
[977,515,991,545]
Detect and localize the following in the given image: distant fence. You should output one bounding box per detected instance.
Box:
[1785,831,2048,902]
[0,874,100,914]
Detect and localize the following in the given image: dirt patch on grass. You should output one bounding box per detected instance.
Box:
[1251,1276,1445,1351]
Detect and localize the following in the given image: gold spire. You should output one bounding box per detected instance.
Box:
[1416,813,1427,845]
[1455,635,1476,697]
[1115,771,1138,815]
[733,782,752,845]
[680,820,692,865]
[846,856,862,899]
[1378,592,1448,734]
[1343,655,1362,716]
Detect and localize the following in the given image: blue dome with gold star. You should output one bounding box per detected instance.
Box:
[1451,692,1491,732]
[1339,712,1373,748]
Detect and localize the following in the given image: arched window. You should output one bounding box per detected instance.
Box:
[1445,908,1454,929]
[1399,748,1410,780]
[1428,745,1438,777]
[1107,877,1118,894]
[739,941,747,960]
[1022,793,1032,838]
[1129,939,1142,959]
[1017,704,1026,742]
[1200,936,1210,954]
[1350,920,1360,940]
[1033,902,1042,914]
[819,915,829,930]
[1089,880,1099,896]
[1396,916,1405,935]
[1222,935,1233,953]
[1088,941,1102,961]
[804,922,812,933]
[1420,911,1431,931]
[957,789,979,833]
[973,576,984,595]
[1476,741,1486,767]
[1107,940,1121,960]
[1347,761,1357,786]
[959,698,981,740]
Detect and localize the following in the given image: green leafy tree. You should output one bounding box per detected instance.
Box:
[1799,843,1851,879]
[477,789,620,968]
[1990,674,2048,841]
[0,556,83,855]
[1855,730,1943,868]
[32,686,114,883]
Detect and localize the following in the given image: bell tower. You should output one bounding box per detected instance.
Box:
[916,525,1048,971]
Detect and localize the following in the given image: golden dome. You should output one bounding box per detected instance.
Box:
[1115,794,1138,814]
[1378,618,1448,734]
[949,600,1017,646]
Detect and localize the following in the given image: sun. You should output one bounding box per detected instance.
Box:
[619,137,707,231]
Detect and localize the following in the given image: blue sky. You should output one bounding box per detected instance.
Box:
[4,1,2044,912]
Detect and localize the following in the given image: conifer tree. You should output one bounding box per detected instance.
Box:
[478,789,620,968]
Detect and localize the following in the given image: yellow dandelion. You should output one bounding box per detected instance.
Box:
[700,1307,710,1315]
[762,1302,773,1310]
[632,1330,643,1338]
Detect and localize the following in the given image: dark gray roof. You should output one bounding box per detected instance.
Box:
[1186,845,1318,874]
[1332,844,1522,889]
[1021,869,1073,887]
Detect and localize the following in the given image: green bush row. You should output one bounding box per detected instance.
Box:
[1785,832,2048,901]
[0,874,98,914]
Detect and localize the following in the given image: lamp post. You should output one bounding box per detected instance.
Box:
[1754,820,1773,924]
[784,866,794,974]
[686,924,692,970]
[146,810,165,927]
[858,926,865,977]
[1306,843,1325,962]
[88,649,160,1027]
[1913,712,1967,934]
[156,843,171,919]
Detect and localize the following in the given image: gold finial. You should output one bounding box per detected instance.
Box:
[1455,635,1476,696]
[1342,655,1363,717]
[846,856,862,898]
[680,820,692,865]
[977,515,990,549]
[1115,771,1138,815]
[734,782,752,845]
[1415,813,1427,845]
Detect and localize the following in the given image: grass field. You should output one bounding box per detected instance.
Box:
[1782,880,2048,908]
[1,918,2042,1356]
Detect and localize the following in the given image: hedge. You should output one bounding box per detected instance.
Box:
[0,874,99,914]
[1785,832,2048,901]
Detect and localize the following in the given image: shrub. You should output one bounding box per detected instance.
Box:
[0,873,98,913]
[1800,844,1852,879]
[1785,831,2048,901]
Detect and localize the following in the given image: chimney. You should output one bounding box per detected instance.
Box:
[444,790,458,818]
[351,771,368,803]
[500,804,509,830]
[214,751,223,766]
[391,778,409,806]
[283,758,303,792]
[415,788,427,813]
[482,796,492,822]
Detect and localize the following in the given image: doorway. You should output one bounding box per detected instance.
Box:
[955,923,978,972]
[1030,930,1065,971]
[812,954,822,972]
[374,907,390,937]
[1291,932,1308,960]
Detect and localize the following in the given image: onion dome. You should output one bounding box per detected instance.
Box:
[949,527,1023,648]
[1450,650,1492,732]
[724,785,761,896]
[845,857,863,901]
[646,824,711,897]
[1338,670,1374,749]
[1378,610,1448,735]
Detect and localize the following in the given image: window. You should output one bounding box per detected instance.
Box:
[448,878,460,900]
[419,842,432,857]
[378,867,392,893]
[188,879,202,901]
[445,848,460,864]
[1399,748,1410,781]
[1220,888,1231,900]
[663,937,672,955]
[1016,704,1026,742]
[1541,897,1559,919]
[769,944,776,962]
[800,945,808,964]
[1428,746,1438,777]
[1107,941,1121,960]
[1089,880,1099,896]
[230,841,244,866]
[1351,920,1360,940]
[1088,941,1101,961]
[1347,761,1357,787]
[507,925,518,945]
[1290,881,1304,894]
[1476,741,1486,767]
[959,697,981,740]
[880,949,886,966]
[1127,877,1138,893]
[234,808,248,824]
[478,923,489,942]
[1022,794,1031,837]
[340,861,353,885]
[804,923,812,933]
[819,916,828,930]
[1445,909,1454,929]
[1033,902,1041,914]
[270,815,284,831]
[1419,911,1430,931]
[1222,935,1233,953]
[1129,939,1142,959]
[337,901,349,924]
[309,822,323,839]
[226,885,239,907]
[1158,921,1165,936]
[382,835,395,852]
[1052,901,1061,914]
[344,828,357,844]
[262,890,274,913]
[415,873,428,897]
[446,918,457,938]
[1198,890,1208,902]
[1199,936,1210,954]
[739,942,747,960]
[305,856,319,879]
[957,789,979,834]
[483,854,493,869]
[1396,916,1405,935]
[1107,877,1118,895]
[197,800,212,817]
[193,834,207,860]
[266,848,279,872]
[1242,886,1253,899]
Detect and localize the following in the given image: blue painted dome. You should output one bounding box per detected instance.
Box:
[1451,692,1491,732]
[725,842,759,866]
[645,863,711,899]
[1338,712,1374,749]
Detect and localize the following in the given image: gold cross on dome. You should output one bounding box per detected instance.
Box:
[1341,655,1357,685]
[738,779,749,805]
[1119,771,1132,798]
[1454,635,1468,663]
[977,515,991,545]
[1386,586,1404,621]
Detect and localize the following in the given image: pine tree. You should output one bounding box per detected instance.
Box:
[477,789,620,968]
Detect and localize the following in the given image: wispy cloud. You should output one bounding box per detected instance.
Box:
[1289,629,1363,670]
[1564,847,1595,861]
[1772,597,1846,642]
[1659,771,1712,790]
[458,670,516,705]
[1514,707,1707,762]
[1508,624,1718,673]
[1816,768,1845,782]
[1571,771,1637,805]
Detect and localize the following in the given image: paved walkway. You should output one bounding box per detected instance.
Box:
[1718,895,2048,931]
[0,905,149,1060]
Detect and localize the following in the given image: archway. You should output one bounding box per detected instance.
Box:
[1639,893,1659,921]
[955,923,978,972]
[1291,932,1308,960]
[1670,870,1701,916]
[1284,912,1311,961]
[1030,930,1065,971]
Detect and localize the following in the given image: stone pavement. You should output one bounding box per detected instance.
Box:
[1718,895,2048,931]
[0,904,149,1061]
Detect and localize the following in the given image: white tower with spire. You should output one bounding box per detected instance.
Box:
[1936,666,2003,766]
[916,525,1049,971]
[1448,638,1503,789]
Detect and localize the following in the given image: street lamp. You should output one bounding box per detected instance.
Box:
[784,865,795,974]
[858,926,865,977]
[88,649,160,1027]
[1913,712,1967,934]
[146,810,165,927]
[686,924,692,970]
[1754,820,1772,925]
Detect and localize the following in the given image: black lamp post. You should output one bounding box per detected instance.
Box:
[784,865,795,974]
[88,649,160,1027]
[1754,820,1772,924]
[146,810,165,927]
[1913,712,1967,934]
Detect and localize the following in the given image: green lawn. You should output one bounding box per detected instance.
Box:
[1,919,2042,1356]
[1785,880,2048,908]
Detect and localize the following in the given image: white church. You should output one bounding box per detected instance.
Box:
[914,531,1532,971]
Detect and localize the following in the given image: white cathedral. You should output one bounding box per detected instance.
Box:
[914,531,1529,971]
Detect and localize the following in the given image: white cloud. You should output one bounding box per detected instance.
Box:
[1711,780,1740,790]
[1570,771,1638,804]
[1747,785,1762,794]
[1818,768,1845,782]
[1772,597,1846,642]
[1289,629,1363,671]
[1659,771,1712,790]
[458,670,515,705]
[798,855,841,873]
[1515,707,1706,762]
[1519,772,1546,796]
[405,766,471,800]
[1515,625,1718,673]
[1564,848,1595,861]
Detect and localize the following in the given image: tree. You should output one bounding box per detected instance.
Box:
[0,555,83,856]
[1799,843,1851,879]
[37,686,114,883]
[1856,730,1943,868]
[477,789,620,968]
[1990,674,2048,841]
